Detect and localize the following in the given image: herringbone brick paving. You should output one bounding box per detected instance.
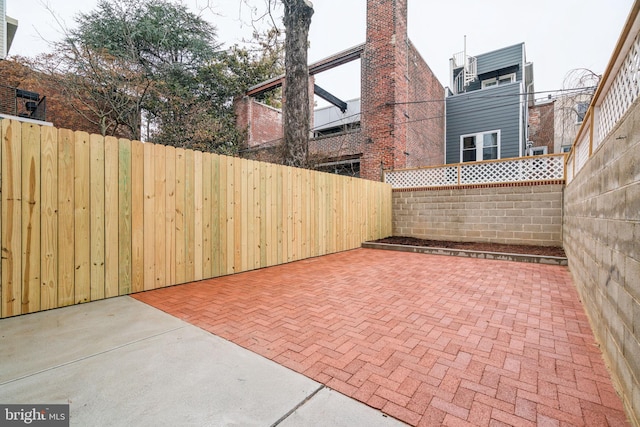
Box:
[133,249,629,426]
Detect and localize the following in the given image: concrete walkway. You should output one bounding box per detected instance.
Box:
[0,297,405,426]
[134,248,629,426]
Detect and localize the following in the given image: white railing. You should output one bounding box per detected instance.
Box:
[451,51,477,95]
[384,154,566,189]
[566,7,640,183]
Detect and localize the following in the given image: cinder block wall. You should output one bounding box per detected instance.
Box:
[392,184,564,246]
[563,99,640,425]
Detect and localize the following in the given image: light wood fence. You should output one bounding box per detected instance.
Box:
[0,119,392,318]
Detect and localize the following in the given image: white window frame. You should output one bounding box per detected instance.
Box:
[460,129,501,163]
[528,146,548,156]
[481,73,516,89]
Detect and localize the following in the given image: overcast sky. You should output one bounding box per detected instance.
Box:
[6,0,634,105]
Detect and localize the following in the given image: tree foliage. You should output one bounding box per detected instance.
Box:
[37,0,283,153]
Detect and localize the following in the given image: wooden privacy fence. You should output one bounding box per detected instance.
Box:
[0,119,392,318]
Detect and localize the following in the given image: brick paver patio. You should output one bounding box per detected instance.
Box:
[133,248,629,426]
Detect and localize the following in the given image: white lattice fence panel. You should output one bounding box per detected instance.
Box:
[521,156,565,181]
[384,166,458,188]
[386,156,565,188]
[460,156,565,185]
[597,32,640,147]
[461,159,520,184]
[575,130,590,174]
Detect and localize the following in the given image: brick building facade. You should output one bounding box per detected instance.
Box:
[528,100,555,154]
[237,0,445,181]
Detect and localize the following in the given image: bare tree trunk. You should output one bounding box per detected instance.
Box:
[281,0,314,167]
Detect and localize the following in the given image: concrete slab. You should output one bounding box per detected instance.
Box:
[279,388,408,427]
[0,296,407,426]
[0,297,185,383]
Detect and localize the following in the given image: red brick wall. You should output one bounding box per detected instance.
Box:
[528,101,555,153]
[360,0,409,181]
[406,42,445,167]
[235,96,283,148]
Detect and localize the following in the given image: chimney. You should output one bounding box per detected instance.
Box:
[360,0,409,180]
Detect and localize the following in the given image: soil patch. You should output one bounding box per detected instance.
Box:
[371,236,566,257]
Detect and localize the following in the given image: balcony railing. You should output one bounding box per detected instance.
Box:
[384,154,566,189]
[0,85,47,122]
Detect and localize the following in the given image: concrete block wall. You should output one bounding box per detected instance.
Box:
[392,184,564,246]
[563,98,640,425]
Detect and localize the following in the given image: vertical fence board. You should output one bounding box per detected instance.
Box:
[143,143,155,291]
[20,123,40,314]
[243,159,251,272]
[89,134,105,301]
[302,169,309,259]
[175,148,186,284]
[316,173,324,256]
[265,163,275,267]
[118,139,131,295]
[184,149,195,282]
[74,131,90,304]
[193,150,203,280]
[2,120,22,316]
[220,156,231,276]
[211,154,221,277]
[276,167,283,265]
[165,146,176,287]
[232,157,242,273]
[40,126,58,310]
[154,144,166,288]
[131,140,144,293]
[57,129,74,306]
[291,168,300,261]
[259,162,267,268]
[226,156,236,274]
[202,153,212,278]
[104,136,118,298]
[281,167,290,262]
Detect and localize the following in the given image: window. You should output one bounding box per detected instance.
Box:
[481,73,516,89]
[528,146,548,156]
[460,130,500,162]
[576,102,588,123]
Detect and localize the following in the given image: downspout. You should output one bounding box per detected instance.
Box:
[526,81,534,155]
[443,87,447,163]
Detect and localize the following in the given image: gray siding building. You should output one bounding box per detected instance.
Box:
[445,43,533,164]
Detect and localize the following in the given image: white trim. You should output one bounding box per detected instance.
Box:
[459,129,501,163]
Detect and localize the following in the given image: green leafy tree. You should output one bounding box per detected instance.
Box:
[37,0,283,153]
